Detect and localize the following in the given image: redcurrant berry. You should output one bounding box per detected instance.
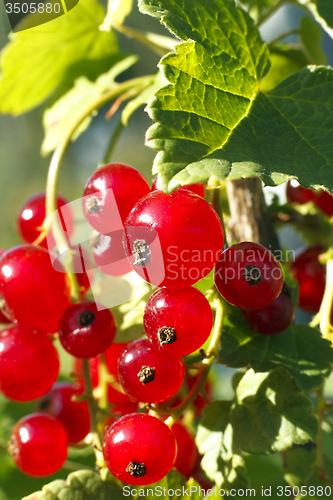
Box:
[36,382,90,444]
[214,242,283,310]
[124,190,224,288]
[143,287,213,357]
[286,180,316,205]
[103,413,177,485]
[187,374,212,416]
[92,230,131,276]
[289,246,326,313]
[314,189,333,217]
[59,300,116,358]
[17,192,73,249]
[117,338,185,404]
[83,163,150,234]
[172,422,198,478]
[0,251,10,324]
[151,177,205,198]
[9,414,68,476]
[243,284,295,335]
[0,244,71,333]
[0,325,59,401]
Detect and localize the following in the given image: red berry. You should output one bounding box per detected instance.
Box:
[53,246,94,296]
[243,284,295,335]
[17,192,73,249]
[117,338,185,404]
[103,413,177,485]
[151,177,205,198]
[214,242,283,310]
[0,245,71,333]
[124,190,224,288]
[286,180,316,205]
[172,423,198,478]
[36,382,90,444]
[0,251,10,324]
[0,325,59,402]
[187,374,212,416]
[314,189,333,217]
[83,163,150,234]
[9,414,68,476]
[92,231,132,276]
[144,287,213,357]
[59,300,116,359]
[290,246,326,313]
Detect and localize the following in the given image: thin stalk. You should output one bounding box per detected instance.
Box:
[82,359,104,469]
[257,0,286,27]
[62,460,95,472]
[165,296,224,427]
[111,23,173,57]
[268,29,299,45]
[103,116,125,165]
[45,75,154,299]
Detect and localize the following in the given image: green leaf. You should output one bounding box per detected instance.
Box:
[42,56,138,155]
[131,470,186,500]
[196,401,250,489]
[219,308,333,393]
[141,0,333,193]
[105,0,133,25]
[232,369,318,454]
[297,0,333,39]
[22,470,124,500]
[122,71,167,126]
[260,45,309,91]
[139,0,270,191]
[300,16,327,65]
[0,0,119,115]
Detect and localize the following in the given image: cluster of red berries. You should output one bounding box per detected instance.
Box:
[286,180,333,217]
[0,164,306,485]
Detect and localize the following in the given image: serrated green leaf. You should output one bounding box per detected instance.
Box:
[42,56,138,155]
[219,307,333,392]
[232,369,318,454]
[122,71,167,126]
[260,45,309,91]
[22,470,124,500]
[196,401,250,490]
[300,16,327,65]
[131,470,186,500]
[139,0,270,191]
[297,0,333,39]
[140,0,333,193]
[0,0,119,115]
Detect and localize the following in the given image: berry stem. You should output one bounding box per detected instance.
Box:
[256,0,285,27]
[310,252,333,342]
[164,295,224,427]
[82,359,105,470]
[45,75,155,300]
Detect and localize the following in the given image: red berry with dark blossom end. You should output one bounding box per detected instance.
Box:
[286,180,316,205]
[117,338,185,404]
[59,300,116,359]
[103,413,177,485]
[83,163,150,234]
[243,284,295,335]
[36,382,90,444]
[124,190,224,288]
[172,423,198,478]
[289,246,326,314]
[92,230,132,276]
[214,242,283,310]
[0,325,59,402]
[144,287,213,357]
[17,192,73,249]
[9,414,68,477]
[0,244,71,333]
[151,176,205,198]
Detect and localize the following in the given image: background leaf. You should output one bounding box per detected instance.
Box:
[106,0,133,26]
[219,307,333,392]
[42,56,138,155]
[299,16,327,65]
[297,0,333,39]
[0,0,120,114]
